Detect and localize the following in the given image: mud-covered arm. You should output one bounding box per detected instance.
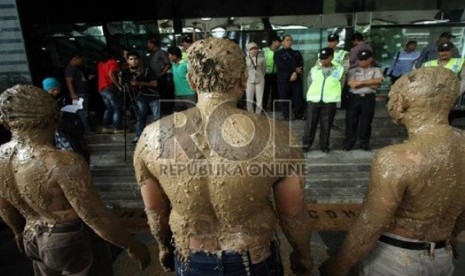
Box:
[320,151,406,275]
[0,197,25,236]
[453,211,465,237]
[134,145,173,271]
[58,156,140,250]
[139,178,171,251]
[0,197,25,252]
[274,175,312,275]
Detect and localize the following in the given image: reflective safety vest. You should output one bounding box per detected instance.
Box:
[263,47,276,74]
[423,58,465,76]
[307,64,344,103]
[332,49,348,67]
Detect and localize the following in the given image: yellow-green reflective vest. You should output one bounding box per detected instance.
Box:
[332,49,348,66]
[423,58,465,76]
[263,47,276,74]
[307,64,344,103]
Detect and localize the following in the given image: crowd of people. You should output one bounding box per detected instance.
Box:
[0,31,465,276]
[33,30,465,154]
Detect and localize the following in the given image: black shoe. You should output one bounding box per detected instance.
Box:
[321,148,330,153]
[361,146,372,151]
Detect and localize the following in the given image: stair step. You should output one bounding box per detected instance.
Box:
[97,190,142,201]
[306,187,368,203]
[308,171,369,179]
[306,178,369,188]
[91,166,135,176]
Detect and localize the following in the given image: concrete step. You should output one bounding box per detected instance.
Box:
[308,171,369,180]
[306,186,368,203]
[91,165,135,176]
[90,152,134,166]
[97,190,142,201]
[92,175,138,189]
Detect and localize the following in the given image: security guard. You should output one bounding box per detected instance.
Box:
[343,49,383,151]
[302,47,344,153]
[423,42,465,96]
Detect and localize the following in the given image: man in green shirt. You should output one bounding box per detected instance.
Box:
[167,46,197,111]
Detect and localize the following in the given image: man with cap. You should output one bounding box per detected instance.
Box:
[423,41,465,96]
[42,77,90,163]
[262,36,281,112]
[423,42,465,120]
[415,31,460,68]
[326,33,350,114]
[343,49,383,151]
[327,34,349,71]
[302,47,344,153]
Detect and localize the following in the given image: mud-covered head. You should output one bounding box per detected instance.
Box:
[387,67,459,124]
[187,38,246,94]
[0,84,60,130]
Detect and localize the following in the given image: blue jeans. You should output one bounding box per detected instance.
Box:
[135,99,160,138]
[175,242,283,276]
[76,95,91,133]
[100,88,122,129]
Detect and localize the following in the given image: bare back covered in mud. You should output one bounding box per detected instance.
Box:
[321,67,465,274]
[0,85,149,269]
[134,38,312,274]
[0,85,80,226]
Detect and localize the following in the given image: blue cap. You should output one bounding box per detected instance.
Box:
[42,77,61,92]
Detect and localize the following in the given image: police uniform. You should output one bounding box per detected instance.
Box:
[344,50,383,151]
[303,48,344,152]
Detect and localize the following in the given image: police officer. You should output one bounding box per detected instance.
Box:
[423,41,465,96]
[302,48,344,153]
[343,50,384,151]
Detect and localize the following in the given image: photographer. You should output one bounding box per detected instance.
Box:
[120,51,158,143]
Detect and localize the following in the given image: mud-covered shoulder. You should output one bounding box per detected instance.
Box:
[371,143,419,184]
[43,148,89,176]
[135,116,171,160]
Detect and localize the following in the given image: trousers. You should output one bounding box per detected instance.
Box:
[175,241,283,275]
[358,234,454,275]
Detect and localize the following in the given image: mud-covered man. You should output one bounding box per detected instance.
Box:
[134,38,313,275]
[0,85,150,275]
[320,67,465,275]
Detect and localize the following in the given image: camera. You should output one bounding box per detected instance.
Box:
[119,69,137,85]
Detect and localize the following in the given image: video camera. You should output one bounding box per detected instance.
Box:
[119,69,138,85]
